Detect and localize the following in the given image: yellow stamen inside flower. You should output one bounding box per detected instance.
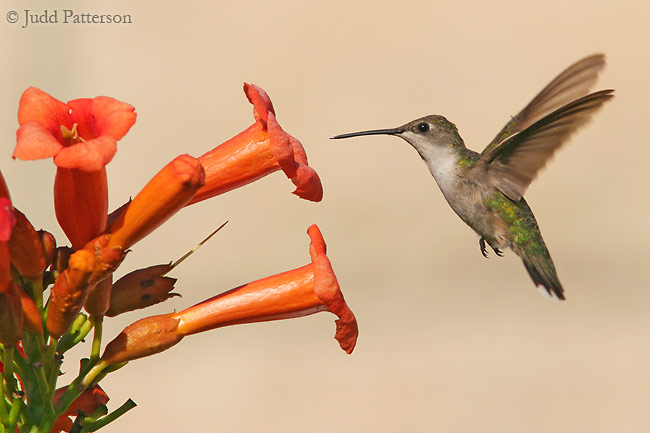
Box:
[60,123,85,145]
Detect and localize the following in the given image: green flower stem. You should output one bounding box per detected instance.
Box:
[0,376,9,423]
[79,399,136,432]
[34,366,54,416]
[81,361,108,389]
[53,358,108,424]
[46,357,61,397]
[6,397,21,432]
[89,316,103,360]
[30,276,44,310]
[45,339,57,363]
[85,404,109,421]
[57,315,93,354]
[3,348,17,399]
[74,319,94,345]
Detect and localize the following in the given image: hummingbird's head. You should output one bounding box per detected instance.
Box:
[331,115,465,157]
[396,115,465,151]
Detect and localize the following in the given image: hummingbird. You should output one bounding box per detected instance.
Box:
[332,54,614,300]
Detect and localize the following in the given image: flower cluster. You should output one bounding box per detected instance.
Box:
[0,85,357,432]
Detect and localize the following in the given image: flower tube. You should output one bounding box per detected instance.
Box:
[107,154,205,250]
[100,225,357,364]
[188,83,323,204]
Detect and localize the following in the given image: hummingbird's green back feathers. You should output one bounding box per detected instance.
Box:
[484,53,607,153]
[483,191,564,299]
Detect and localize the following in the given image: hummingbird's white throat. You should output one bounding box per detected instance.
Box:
[401,131,460,194]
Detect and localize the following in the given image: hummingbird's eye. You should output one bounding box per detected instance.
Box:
[417,122,430,133]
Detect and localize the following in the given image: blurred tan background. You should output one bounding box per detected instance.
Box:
[1,0,649,431]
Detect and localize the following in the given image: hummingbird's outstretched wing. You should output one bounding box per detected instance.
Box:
[482,54,606,154]
[475,89,614,201]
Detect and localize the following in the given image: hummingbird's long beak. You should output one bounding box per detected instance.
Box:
[330,128,404,140]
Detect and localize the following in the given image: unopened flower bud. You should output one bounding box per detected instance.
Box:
[101,314,183,364]
[106,264,178,317]
[9,208,46,279]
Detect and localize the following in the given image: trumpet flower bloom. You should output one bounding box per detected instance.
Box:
[14,87,136,250]
[188,83,323,204]
[14,87,136,170]
[100,225,357,364]
[175,225,357,352]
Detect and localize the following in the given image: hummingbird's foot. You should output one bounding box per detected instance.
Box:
[479,237,489,258]
[480,237,505,258]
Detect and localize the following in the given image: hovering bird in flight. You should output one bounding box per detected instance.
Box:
[332,54,614,300]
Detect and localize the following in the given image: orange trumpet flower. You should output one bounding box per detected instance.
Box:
[188,83,323,204]
[100,225,357,364]
[14,87,136,249]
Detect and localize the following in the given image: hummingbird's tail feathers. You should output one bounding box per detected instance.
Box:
[521,253,565,300]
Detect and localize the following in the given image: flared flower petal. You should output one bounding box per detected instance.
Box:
[68,96,137,141]
[307,225,357,352]
[14,87,136,171]
[53,136,117,171]
[14,122,63,161]
[244,83,275,125]
[188,83,323,204]
[17,87,71,140]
